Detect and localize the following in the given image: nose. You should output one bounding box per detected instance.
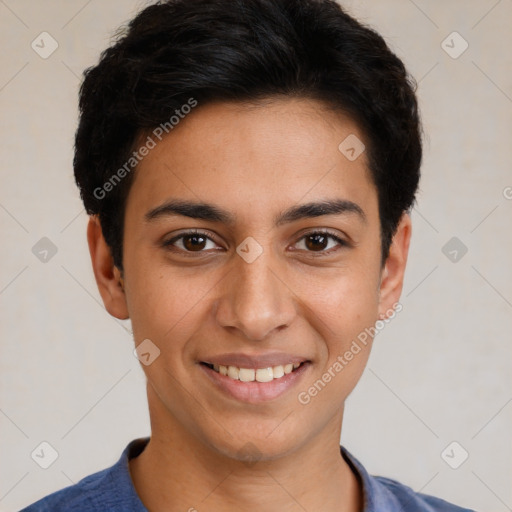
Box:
[214,250,296,341]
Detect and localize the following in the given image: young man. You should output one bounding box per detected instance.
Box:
[22,0,475,510]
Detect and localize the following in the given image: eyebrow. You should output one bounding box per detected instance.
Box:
[145,198,366,226]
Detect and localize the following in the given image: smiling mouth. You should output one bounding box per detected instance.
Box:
[200,361,308,383]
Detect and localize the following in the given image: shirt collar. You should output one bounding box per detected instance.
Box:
[122,438,387,512]
[340,444,390,511]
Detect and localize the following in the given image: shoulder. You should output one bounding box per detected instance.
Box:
[374,475,477,512]
[341,445,477,512]
[20,466,117,512]
[20,438,148,512]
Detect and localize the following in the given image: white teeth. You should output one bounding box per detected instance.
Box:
[227,365,239,380]
[272,365,285,378]
[211,362,304,382]
[239,368,255,382]
[255,368,273,383]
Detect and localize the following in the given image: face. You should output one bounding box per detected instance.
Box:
[89,98,410,462]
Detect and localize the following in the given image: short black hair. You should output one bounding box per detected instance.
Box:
[74,0,422,269]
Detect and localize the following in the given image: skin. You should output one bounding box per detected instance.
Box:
[88,98,411,512]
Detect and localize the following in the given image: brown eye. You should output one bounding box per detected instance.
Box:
[163,230,219,253]
[182,234,208,251]
[305,233,329,251]
[294,231,347,254]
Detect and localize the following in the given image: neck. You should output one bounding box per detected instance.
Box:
[129,386,362,512]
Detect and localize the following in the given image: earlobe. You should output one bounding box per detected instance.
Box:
[87,215,130,320]
[378,213,412,317]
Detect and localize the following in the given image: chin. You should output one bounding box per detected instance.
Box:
[206,425,304,464]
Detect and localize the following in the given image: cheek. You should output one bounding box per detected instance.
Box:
[296,262,380,381]
[297,260,380,330]
[298,282,378,410]
[125,257,226,371]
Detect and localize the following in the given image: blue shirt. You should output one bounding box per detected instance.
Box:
[21,437,476,511]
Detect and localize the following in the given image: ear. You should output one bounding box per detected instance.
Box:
[378,213,412,318]
[87,215,129,320]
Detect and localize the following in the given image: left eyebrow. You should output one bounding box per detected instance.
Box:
[144,198,366,226]
[274,199,366,226]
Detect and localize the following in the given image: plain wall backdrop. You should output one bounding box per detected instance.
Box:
[1,1,511,511]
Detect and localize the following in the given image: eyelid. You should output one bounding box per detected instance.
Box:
[164,228,218,241]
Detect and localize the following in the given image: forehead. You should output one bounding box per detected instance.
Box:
[126,98,378,224]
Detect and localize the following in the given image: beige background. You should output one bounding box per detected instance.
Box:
[1,1,511,511]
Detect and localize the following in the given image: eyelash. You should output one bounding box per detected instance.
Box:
[162,229,348,257]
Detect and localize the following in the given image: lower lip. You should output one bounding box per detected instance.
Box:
[199,362,310,404]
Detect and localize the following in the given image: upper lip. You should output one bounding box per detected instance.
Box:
[200,352,310,369]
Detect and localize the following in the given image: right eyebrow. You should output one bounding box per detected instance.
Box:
[145,199,235,224]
